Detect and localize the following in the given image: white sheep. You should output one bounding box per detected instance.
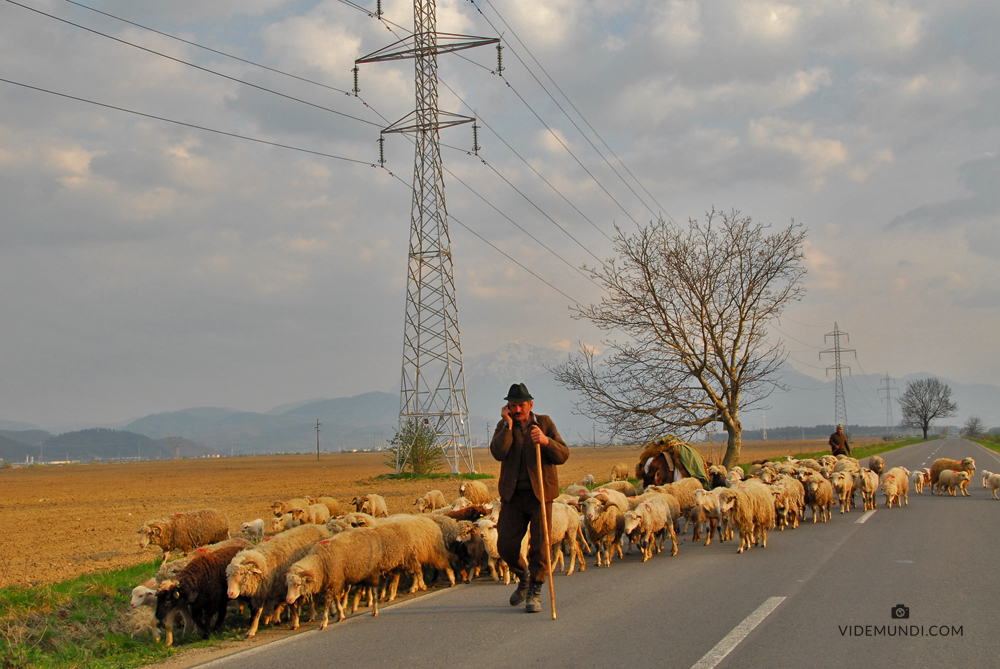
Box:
[548,502,586,575]
[582,493,625,567]
[935,470,970,497]
[241,519,265,542]
[910,470,925,495]
[458,480,492,505]
[694,488,728,544]
[291,504,331,525]
[859,468,879,511]
[882,467,910,507]
[580,475,595,488]
[982,471,1000,499]
[415,490,447,513]
[622,497,676,561]
[271,513,302,533]
[359,494,389,518]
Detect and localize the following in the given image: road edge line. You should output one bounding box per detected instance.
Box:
[690,596,785,669]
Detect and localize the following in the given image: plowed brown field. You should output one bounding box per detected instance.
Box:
[0,438,874,588]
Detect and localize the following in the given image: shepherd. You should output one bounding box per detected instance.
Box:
[490,382,569,615]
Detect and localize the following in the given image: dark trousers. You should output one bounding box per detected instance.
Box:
[497,490,553,583]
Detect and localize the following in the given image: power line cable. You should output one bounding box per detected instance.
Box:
[6,0,384,128]
[381,172,582,306]
[1,75,585,307]
[473,0,668,224]
[61,0,354,95]
[0,77,375,166]
[481,0,672,223]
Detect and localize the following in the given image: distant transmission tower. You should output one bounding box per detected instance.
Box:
[357,3,498,474]
[819,322,856,428]
[761,413,768,441]
[880,374,898,436]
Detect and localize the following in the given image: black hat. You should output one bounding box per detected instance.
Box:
[504,383,533,402]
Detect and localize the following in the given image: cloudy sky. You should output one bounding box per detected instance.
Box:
[1,0,997,430]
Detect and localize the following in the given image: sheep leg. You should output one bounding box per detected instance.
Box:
[351,586,363,614]
[577,526,592,555]
[388,573,401,601]
[291,601,300,630]
[488,557,500,582]
[245,604,264,638]
[335,592,347,623]
[369,578,380,617]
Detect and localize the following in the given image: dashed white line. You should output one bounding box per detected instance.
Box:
[691,596,785,669]
[856,510,876,524]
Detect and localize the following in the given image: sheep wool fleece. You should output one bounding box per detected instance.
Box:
[490,413,569,584]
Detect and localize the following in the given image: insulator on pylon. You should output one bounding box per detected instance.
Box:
[376,0,383,18]
[496,43,503,75]
[472,123,480,155]
[352,65,360,96]
[378,136,385,166]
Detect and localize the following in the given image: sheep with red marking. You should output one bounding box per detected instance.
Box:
[929,457,975,487]
[882,466,910,508]
[610,463,631,482]
[935,470,970,497]
[226,524,332,638]
[138,509,229,556]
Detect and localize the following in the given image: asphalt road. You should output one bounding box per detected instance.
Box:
[197,436,1000,669]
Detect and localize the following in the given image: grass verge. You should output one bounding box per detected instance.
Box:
[791,436,930,461]
[0,560,247,669]
[963,435,1000,456]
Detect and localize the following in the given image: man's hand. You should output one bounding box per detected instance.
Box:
[500,405,513,430]
[530,426,550,446]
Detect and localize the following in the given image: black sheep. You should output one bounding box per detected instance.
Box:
[157,544,244,641]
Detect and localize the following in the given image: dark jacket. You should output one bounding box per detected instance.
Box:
[490,413,568,502]
[829,431,851,455]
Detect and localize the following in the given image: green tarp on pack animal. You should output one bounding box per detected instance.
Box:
[635,435,709,489]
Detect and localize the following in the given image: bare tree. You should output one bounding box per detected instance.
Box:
[963,415,983,438]
[553,209,807,468]
[899,378,958,439]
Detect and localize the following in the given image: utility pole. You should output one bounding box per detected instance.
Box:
[761,413,768,441]
[819,322,856,429]
[357,3,498,475]
[880,374,898,436]
[316,420,321,461]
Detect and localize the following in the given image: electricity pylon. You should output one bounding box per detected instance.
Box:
[819,322,856,429]
[357,3,498,474]
[880,374,898,436]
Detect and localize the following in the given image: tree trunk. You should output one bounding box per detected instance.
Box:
[723,420,742,469]
[922,423,929,439]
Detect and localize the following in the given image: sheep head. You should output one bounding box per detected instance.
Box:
[290,508,305,521]
[130,585,156,608]
[285,567,313,604]
[622,511,641,535]
[227,555,264,599]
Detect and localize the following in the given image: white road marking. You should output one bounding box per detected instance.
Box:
[856,510,875,524]
[691,596,785,669]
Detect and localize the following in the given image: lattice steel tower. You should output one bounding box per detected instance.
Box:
[819,322,856,428]
[880,374,897,436]
[357,3,497,473]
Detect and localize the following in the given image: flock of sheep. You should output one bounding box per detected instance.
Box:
[127,453,985,645]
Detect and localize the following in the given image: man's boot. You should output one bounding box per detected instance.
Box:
[525,581,543,613]
[509,571,530,606]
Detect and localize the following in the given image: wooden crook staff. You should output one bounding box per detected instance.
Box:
[535,441,557,620]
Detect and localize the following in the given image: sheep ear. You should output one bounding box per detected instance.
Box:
[153,526,162,536]
[251,567,263,575]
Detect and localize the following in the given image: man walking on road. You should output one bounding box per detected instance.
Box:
[829,423,851,456]
[490,383,568,613]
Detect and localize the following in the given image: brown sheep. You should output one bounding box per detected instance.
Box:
[867,455,885,477]
[610,463,631,482]
[291,504,331,525]
[935,470,970,497]
[156,543,246,644]
[138,509,229,555]
[359,494,389,518]
[859,468,879,511]
[598,480,637,497]
[830,471,855,514]
[929,457,975,486]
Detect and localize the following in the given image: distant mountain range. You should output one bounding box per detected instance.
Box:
[0,428,212,463]
[2,340,996,458]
